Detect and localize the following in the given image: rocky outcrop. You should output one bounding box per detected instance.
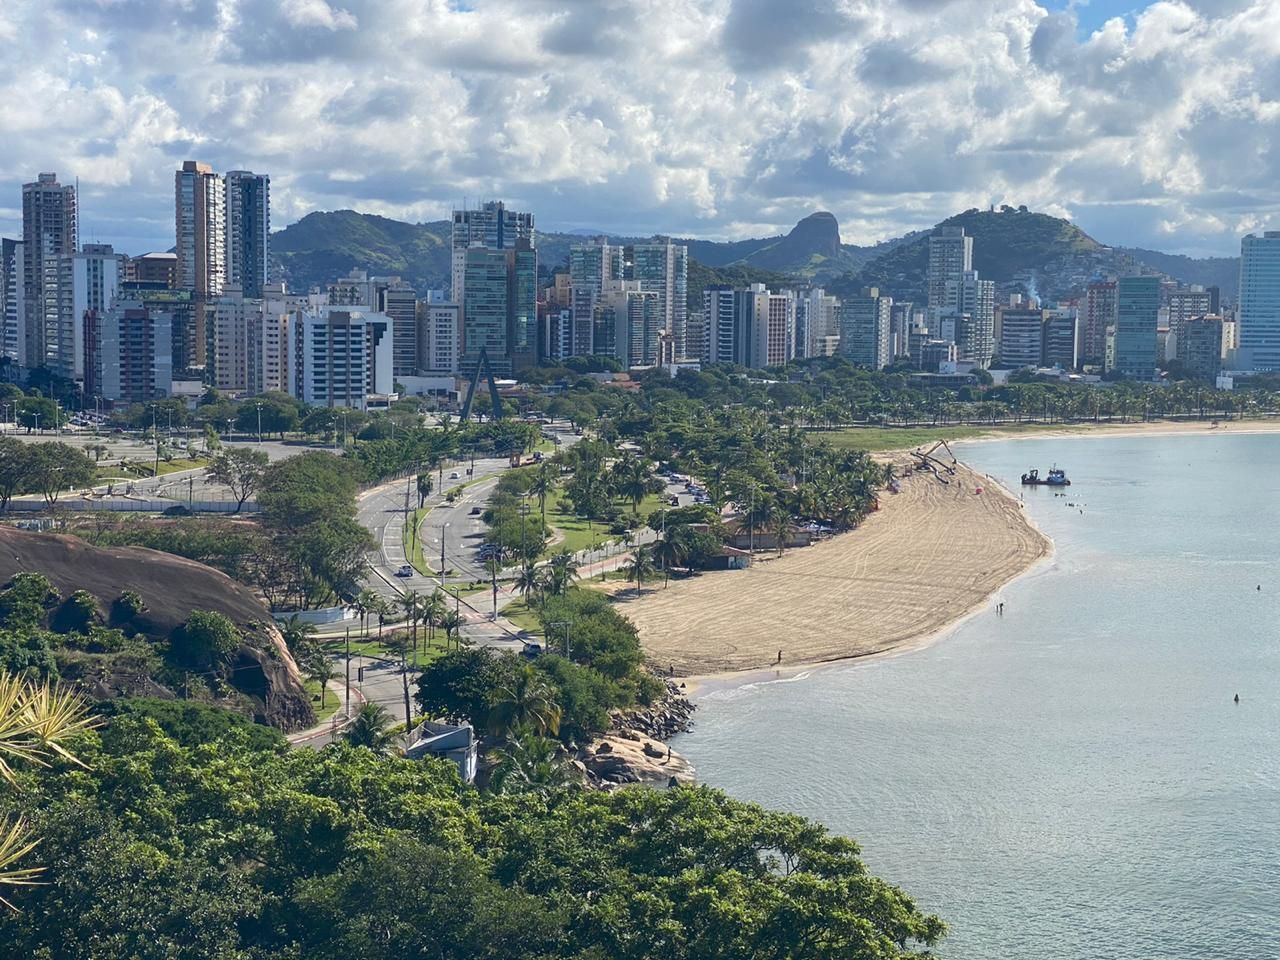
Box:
[574,680,697,789]
[0,526,315,732]
[577,734,695,789]
[610,680,696,740]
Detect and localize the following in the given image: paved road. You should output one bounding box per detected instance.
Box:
[356,457,509,603]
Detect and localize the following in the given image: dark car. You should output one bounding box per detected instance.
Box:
[469,506,483,516]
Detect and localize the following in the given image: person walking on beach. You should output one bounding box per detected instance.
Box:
[776,649,783,664]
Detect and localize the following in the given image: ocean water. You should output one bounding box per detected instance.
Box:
[676,433,1280,959]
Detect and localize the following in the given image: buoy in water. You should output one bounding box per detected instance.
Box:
[1234,694,1240,704]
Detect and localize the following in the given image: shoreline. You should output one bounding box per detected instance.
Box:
[681,541,1056,698]
[629,457,1051,686]
[874,416,1280,452]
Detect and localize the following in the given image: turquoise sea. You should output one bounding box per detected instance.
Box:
[676,432,1280,959]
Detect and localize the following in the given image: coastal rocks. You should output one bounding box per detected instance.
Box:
[610,679,697,741]
[579,735,694,789]
[576,679,697,790]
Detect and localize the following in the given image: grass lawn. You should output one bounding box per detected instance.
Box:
[319,632,447,670]
[501,597,543,634]
[817,421,1100,452]
[542,485,663,557]
[405,506,436,575]
[304,678,342,724]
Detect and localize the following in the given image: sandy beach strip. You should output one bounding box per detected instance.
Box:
[626,459,1051,678]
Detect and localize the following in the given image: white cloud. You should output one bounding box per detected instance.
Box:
[280,0,358,30]
[0,0,1274,257]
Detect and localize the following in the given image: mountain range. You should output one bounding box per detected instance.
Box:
[271,207,1240,309]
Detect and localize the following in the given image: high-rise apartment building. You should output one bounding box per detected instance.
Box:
[126,252,178,288]
[98,298,174,403]
[60,243,123,387]
[0,239,24,363]
[569,239,624,356]
[423,303,461,373]
[175,160,225,367]
[1237,232,1280,371]
[460,240,537,376]
[626,241,688,358]
[838,288,892,370]
[1083,281,1117,364]
[224,171,270,299]
[450,201,534,307]
[295,308,393,410]
[703,285,742,365]
[1167,288,1213,343]
[381,282,419,378]
[22,173,77,369]
[117,282,197,381]
[927,225,972,310]
[1177,316,1225,381]
[590,280,664,368]
[1043,308,1079,370]
[795,288,839,360]
[1114,276,1160,380]
[941,271,995,365]
[997,308,1048,368]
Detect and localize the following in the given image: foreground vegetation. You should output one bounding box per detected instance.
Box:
[0,712,945,958]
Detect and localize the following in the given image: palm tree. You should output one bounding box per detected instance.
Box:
[438,608,464,651]
[515,560,542,606]
[422,590,446,647]
[398,591,420,658]
[624,546,657,596]
[769,501,792,558]
[342,702,396,752]
[651,536,685,587]
[416,473,433,508]
[304,653,339,709]
[487,666,562,737]
[1,673,99,910]
[546,551,579,597]
[279,613,317,658]
[353,588,379,638]
[528,463,555,525]
[488,724,580,795]
[613,455,652,514]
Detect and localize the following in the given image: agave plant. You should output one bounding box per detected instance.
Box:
[0,672,99,910]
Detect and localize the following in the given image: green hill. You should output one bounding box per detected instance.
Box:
[270,210,871,295]
[1119,247,1240,298]
[273,210,452,291]
[831,207,1119,301]
[270,207,1242,307]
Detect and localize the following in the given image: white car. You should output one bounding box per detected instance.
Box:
[396,564,413,577]
[450,471,460,479]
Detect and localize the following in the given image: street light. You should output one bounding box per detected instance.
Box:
[255,402,263,444]
[546,620,572,659]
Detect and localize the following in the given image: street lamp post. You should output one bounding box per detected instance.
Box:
[547,620,572,659]
[255,402,263,444]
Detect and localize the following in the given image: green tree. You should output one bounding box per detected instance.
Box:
[416,473,433,508]
[342,702,396,752]
[173,610,240,670]
[489,724,580,794]
[24,442,94,505]
[208,447,268,512]
[487,664,562,737]
[623,545,657,596]
[0,438,31,512]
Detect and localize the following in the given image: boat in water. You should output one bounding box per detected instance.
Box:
[1021,466,1070,486]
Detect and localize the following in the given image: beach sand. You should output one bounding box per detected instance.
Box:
[627,459,1051,677]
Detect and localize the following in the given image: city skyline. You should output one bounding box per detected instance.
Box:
[0,0,1276,258]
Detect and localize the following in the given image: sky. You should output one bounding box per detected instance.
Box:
[0,0,1276,258]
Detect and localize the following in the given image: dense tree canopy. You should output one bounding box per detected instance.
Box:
[0,720,945,959]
